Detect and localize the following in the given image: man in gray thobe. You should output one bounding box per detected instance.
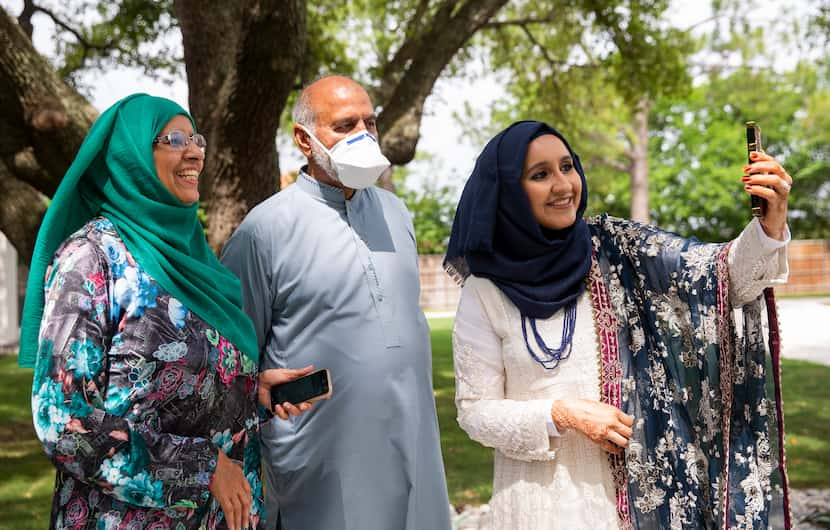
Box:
[221,76,451,530]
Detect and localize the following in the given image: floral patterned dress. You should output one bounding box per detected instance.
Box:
[31,217,263,529]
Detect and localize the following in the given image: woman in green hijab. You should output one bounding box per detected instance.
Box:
[20,94,308,530]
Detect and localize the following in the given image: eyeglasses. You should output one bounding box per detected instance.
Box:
[153,130,207,151]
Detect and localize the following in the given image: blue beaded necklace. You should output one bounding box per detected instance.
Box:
[521,300,577,370]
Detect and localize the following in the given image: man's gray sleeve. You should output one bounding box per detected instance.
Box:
[220,225,273,354]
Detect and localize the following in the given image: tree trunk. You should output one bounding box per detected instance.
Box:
[175,0,306,253]
[0,7,97,262]
[629,99,650,224]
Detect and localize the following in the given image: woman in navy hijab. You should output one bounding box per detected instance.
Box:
[447,121,794,529]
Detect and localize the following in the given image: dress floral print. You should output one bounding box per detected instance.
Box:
[32,217,262,529]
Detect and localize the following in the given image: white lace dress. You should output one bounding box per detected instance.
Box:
[452,219,789,530]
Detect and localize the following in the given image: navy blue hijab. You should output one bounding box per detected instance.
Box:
[444,120,592,319]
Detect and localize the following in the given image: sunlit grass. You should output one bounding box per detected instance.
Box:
[779,359,830,489]
[0,356,53,530]
[429,317,494,507]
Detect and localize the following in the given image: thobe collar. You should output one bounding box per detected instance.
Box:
[296,167,363,206]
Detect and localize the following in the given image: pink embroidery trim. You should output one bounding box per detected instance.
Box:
[589,252,632,530]
[716,243,733,530]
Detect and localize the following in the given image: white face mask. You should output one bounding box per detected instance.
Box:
[300,125,391,189]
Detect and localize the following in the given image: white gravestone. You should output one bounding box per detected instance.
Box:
[0,232,19,347]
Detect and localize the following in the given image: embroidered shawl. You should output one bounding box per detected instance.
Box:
[588,215,790,530]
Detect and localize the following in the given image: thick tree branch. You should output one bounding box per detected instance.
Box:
[372,0,444,105]
[0,7,97,191]
[377,0,509,165]
[0,6,97,258]
[0,163,46,262]
[412,0,430,25]
[17,0,35,38]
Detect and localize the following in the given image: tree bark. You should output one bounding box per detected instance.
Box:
[0,7,97,261]
[175,0,306,253]
[0,163,47,263]
[629,99,650,224]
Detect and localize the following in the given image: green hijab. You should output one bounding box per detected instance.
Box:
[18,93,258,368]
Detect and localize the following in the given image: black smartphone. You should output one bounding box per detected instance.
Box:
[746,121,764,217]
[270,368,332,407]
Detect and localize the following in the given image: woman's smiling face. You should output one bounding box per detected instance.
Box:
[520,134,582,231]
[152,115,205,205]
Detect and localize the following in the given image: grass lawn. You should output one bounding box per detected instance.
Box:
[429,318,495,507]
[0,356,53,530]
[1,323,828,527]
[775,359,830,489]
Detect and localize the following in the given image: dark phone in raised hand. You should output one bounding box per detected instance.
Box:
[270,368,332,408]
[746,121,764,217]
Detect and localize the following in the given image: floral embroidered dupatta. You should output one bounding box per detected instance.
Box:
[588,215,790,530]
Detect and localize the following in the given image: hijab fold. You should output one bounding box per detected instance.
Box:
[444,120,592,319]
[19,93,258,367]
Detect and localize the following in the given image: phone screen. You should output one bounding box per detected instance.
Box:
[271,369,330,406]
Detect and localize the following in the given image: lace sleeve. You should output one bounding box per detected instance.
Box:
[453,282,557,462]
[728,218,790,307]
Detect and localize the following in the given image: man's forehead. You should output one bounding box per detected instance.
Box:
[308,79,372,112]
[316,99,374,127]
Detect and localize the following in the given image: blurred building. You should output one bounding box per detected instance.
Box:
[0,232,18,348]
[775,240,830,296]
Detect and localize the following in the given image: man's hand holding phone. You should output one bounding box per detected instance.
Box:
[258,366,330,420]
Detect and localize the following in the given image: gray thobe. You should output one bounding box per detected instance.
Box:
[221,171,451,530]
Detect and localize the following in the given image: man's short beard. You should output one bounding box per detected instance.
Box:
[310,143,339,182]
